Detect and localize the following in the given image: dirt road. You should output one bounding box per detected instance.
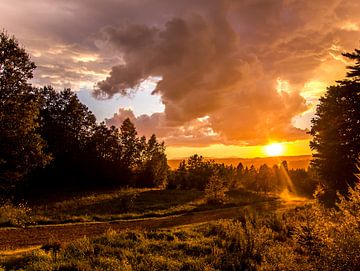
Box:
[0,199,306,251]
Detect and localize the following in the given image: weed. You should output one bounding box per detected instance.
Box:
[0,201,33,227]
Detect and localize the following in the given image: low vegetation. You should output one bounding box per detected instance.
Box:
[0,188,274,227]
[0,202,33,227]
[1,182,359,270]
[1,22,360,271]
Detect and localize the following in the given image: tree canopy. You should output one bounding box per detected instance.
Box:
[0,32,50,192]
[310,48,360,198]
[0,31,168,197]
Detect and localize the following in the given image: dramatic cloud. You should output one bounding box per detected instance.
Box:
[2,0,359,147]
[97,0,360,145]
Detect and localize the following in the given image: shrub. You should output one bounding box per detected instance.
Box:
[205,175,228,204]
[119,192,138,211]
[0,201,33,227]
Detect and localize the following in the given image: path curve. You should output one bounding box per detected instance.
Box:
[0,199,305,251]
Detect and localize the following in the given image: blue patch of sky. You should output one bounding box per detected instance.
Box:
[77,86,165,122]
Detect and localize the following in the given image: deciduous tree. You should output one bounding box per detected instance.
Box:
[0,32,50,191]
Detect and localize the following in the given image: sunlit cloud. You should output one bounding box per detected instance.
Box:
[2,0,360,155]
[340,21,359,31]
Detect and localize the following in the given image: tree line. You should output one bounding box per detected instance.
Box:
[1,30,359,204]
[0,32,168,198]
[167,154,318,197]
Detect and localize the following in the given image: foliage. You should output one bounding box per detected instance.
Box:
[310,48,360,198]
[28,86,99,190]
[135,134,169,188]
[167,155,237,190]
[4,181,360,270]
[204,175,228,204]
[26,93,168,192]
[169,154,317,198]
[0,31,168,196]
[0,201,33,227]
[0,31,51,192]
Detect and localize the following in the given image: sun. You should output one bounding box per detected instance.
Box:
[264,143,284,156]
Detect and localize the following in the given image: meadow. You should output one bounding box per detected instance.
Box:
[1,182,359,271]
[0,188,274,227]
[1,11,360,270]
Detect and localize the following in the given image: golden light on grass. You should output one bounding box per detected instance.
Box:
[264,143,284,156]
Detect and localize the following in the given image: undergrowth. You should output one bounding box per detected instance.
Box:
[1,183,360,270]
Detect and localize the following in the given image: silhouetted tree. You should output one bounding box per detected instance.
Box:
[120,118,140,170]
[167,155,217,190]
[85,123,125,185]
[89,123,121,163]
[38,87,96,157]
[205,174,228,204]
[243,165,257,190]
[29,86,97,189]
[135,134,169,187]
[257,164,272,193]
[0,32,50,192]
[310,48,360,198]
[288,167,318,197]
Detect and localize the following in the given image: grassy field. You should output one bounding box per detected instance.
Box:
[1,190,359,271]
[1,185,359,270]
[1,188,275,227]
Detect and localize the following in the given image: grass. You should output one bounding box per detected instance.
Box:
[1,190,359,271]
[1,188,276,227]
[2,184,359,270]
[0,219,273,270]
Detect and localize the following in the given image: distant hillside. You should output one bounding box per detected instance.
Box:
[168,155,312,170]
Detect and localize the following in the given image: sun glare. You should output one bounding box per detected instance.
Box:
[264,143,284,156]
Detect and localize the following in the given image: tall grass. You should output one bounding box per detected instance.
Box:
[0,201,33,227]
[2,182,360,270]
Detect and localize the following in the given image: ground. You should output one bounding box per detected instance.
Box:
[0,188,307,253]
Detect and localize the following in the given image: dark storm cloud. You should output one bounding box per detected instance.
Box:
[97,0,360,145]
[1,0,359,146]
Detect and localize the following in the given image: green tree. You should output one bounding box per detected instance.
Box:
[136,134,169,187]
[257,164,272,193]
[89,123,121,163]
[310,49,360,198]
[119,118,140,170]
[0,31,50,191]
[30,86,97,190]
[185,155,215,190]
[38,87,96,157]
[205,174,228,204]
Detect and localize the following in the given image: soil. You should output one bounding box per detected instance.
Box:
[0,199,306,252]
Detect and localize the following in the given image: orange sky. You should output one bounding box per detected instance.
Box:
[166,140,312,159]
[1,0,359,159]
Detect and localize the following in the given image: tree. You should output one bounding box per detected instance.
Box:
[257,164,272,193]
[38,87,96,157]
[185,155,215,190]
[29,86,98,190]
[0,31,50,191]
[135,134,169,187]
[120,118,140,170]
[310,48,360,198]
[89,123,121,163]
[205,174,228,204]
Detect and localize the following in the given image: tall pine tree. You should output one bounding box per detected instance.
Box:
[310,49,360,199]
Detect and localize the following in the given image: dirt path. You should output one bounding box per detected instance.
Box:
[0,199,306,251]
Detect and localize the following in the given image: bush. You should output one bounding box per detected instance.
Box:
[0,201,33,227]
[2,182,360,270]
[205,175,228,204]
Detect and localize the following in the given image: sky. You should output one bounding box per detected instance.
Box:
[1,0,359,159]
